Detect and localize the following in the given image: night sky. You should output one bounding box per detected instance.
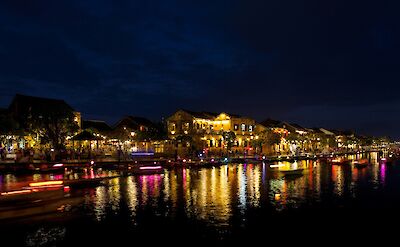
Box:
[1,1,399,138]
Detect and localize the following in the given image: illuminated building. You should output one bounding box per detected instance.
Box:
[259,119,311,154]
[112,116,164,153]
[167,110,261,155]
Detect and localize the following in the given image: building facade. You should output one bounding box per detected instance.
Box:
[167,110,262,155]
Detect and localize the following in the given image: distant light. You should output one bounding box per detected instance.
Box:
[53,163,63,167]
[139,166,162,170]
[90,160,95,165]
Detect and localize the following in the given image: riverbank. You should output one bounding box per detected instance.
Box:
[0,149,386,174]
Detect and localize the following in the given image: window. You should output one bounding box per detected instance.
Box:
[249,125,253,132]
[171,124,176,131]
[241,123,246,131]
[234,124,239,130]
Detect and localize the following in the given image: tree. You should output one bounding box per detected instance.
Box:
[30,109,79,151]
[0,115,20,146]
[222,131,236,152]
[135,122,167,141]
[175,134,196,156]
[252,129,281,154]
[316,134,336,151]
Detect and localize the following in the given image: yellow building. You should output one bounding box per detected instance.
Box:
[167,110,262,155]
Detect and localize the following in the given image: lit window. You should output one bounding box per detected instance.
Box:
[249,125,253,132]
[241,124,246,131]
[183,122,190,130]
[234,124,238,130]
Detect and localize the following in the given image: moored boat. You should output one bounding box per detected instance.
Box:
[165,159,199,168]
[330,158,351,166]
[200,158,224,168]
[352,158,369,168]
[35,163,66,173]
[64,177,105,188]
[380,155,396,164]
[130,163,164,175]
[279,168,304,176]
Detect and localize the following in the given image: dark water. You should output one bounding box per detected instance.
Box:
[1,152,400,246]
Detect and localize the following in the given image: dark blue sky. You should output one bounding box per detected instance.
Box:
[1,0,400,138]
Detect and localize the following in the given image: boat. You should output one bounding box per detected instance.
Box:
[130,163,164,175]
[64,177,106,188]
[330,158,351,165]
[200,158,224,168]
[230,158,247,163]
[165,159,199,168]
[381,156,396,165]
[352,158,369,168]
[35,163,66,173]
[279,168,304,176]
[0,181,67,208]
[0,180,88,221]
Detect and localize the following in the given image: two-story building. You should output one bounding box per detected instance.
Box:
[167,110,261,155]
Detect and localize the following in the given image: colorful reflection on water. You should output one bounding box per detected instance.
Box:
[0,152,398,244]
